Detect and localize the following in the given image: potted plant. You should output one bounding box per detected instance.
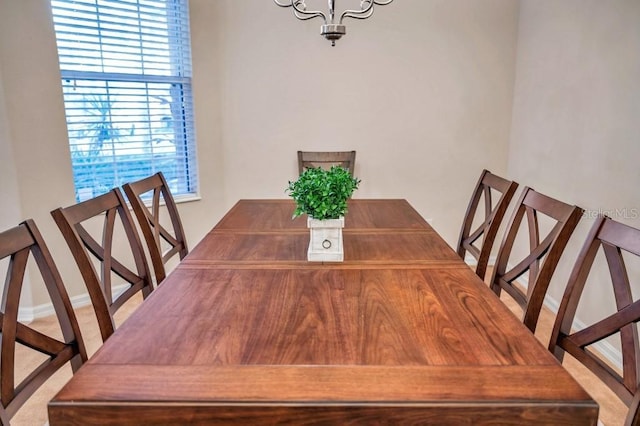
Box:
[287,166,360,261]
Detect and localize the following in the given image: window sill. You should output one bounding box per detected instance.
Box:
[173,195,202,205]
[134,194,201,210]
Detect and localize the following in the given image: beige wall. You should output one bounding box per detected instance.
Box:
[0,48,33,308]
[0,0,227,310]
[508,0,640,363]
[0,0,76,308]
[212,0,518,244]
[0,64,21,227]
[0,0,519,313]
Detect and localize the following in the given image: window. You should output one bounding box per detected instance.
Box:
[51,0,198,202]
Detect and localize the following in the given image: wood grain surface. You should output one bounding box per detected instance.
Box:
[213,199,431,231]
[48,199,597,425]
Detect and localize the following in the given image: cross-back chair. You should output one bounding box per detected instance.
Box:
[297,150,356,175]
[549,215,640,426]
[456,169,519,280]
[0,219,87,424]
[122,172,188,284]
[51,188,154,343]
[489,187,583,333]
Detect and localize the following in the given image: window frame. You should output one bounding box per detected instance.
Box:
[51,0,199,203]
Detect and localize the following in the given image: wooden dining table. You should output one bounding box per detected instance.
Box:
[48,199,598,425]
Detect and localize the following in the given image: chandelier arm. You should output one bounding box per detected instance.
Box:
[293,10,327,21]
[341,8,375,22]
[273,0,327,22]
[339,0,385,23]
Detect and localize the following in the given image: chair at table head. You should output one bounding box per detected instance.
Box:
[548,215,640,426]
[51,188,154,343]
[0,219,87,424]
[297,150,356,175]
[489,187,583,333]
[122,172,188,284]
[457,169,519,281]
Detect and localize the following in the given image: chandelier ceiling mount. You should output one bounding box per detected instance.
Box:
[274,0,394,46]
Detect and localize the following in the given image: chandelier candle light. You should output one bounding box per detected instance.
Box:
[273,0,394,46]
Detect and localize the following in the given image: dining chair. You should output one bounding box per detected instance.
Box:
[456,169,519,280]
[548,215,640,426]
[297,150,356,175]
[489,187,583,333]
[122,172,188,284]
[51,188,154,343]
[0,219,87,424]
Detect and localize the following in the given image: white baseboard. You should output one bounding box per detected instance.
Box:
[18,293,92,323]
[18,284,129,324]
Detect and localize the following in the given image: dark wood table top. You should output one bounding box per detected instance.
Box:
[49,199,597,425]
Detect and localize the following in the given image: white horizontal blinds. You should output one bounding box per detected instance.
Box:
[51,0,197,202]
[53,0,192,77]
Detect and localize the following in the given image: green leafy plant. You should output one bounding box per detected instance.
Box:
[286,166,361,220]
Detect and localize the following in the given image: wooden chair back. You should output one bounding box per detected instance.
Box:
[489,187,583,332]
[297,150,356,175]
[51,188,154,342]
[549,215,640,426]
[0,220,87,423]
[456,169,518,280]
[123,172,188,284]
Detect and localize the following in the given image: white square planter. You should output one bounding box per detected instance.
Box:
[307,217,344,262]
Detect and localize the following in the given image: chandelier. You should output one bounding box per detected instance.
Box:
[273,0,394,46]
